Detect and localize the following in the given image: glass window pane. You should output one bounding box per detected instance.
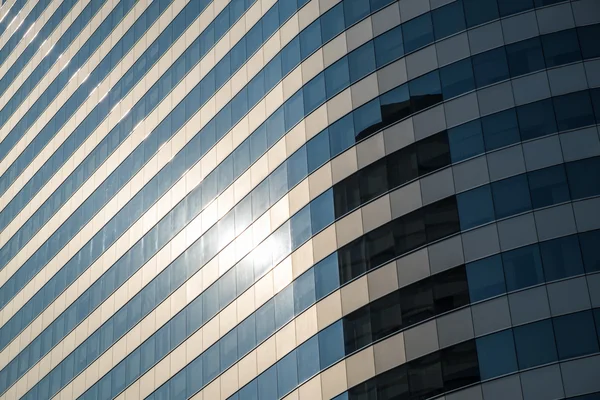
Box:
[579,230,600,273]
[578,24,600,60]
[482,108,520,151]
[513,319,557,369]
[476,329,518,379]
[553,91,596,131]
[491,174,532,219]
[433,0,466,40]
[517,98,557,140]
[566,157,600,199]
[408,352,444,400]
[409,70,442,113]
[527,164,571,209]
[506,37,545,77]
[472,47,510,87]
[498,0,533,16]
[466,254,506,302]
[402,13,434,54]
[540,235,584,281]
[553,310,599,359]
[440,58,475,100]
[448,119,484,163]
[343,307,372,354]
[348,42,376,83]
[463,0,499,27]
[542,29,582,68]
[502,244,544,292]
[319,320,345,368]
[374,26,404,67]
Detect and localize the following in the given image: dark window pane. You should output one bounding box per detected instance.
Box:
[440,58,475,100]
[408,352,444,400]
[566,157,600,199]
[542,29,582,68]
[402,13,434,54]
[448,119,484,163]
[441,340,480,392]
[482,108,520,151]
[424,196,460,243]
[467,254,506,302]
[491,174,532,219]
[498,0,533,16]
[502,244,545,291]
[463,0,499,27]
[527,164,571,208]
[380,84,411,125]
[432,0,466,40]
[433,266,470,314]
[553,311,600,359]
[374,26,404,67]
[409,71,442,113]
[343,306,373,354]
[370,291,402,341]
[517,98,557,140]
[457,185,495,230]
[513,319,557,369]
[348,380,377,400]
[358,159,388,203]
[476,330,518,379]
[393,209,427,255]
[344,0,370,26]
[348,42,376,83]
[386,145,419,189]
[578,24,600,59]
[417,131,451,175]
[472,47,510,87]
[329,114,355,157]
[400,280,434,327]
[334,173,361,218]
[365,228,395,270]
[553,91,596,131]
[325,56,351,98]
[506,37,545,77]
[354,98,383,140]
[338,236,367,284]
[579,230,600,273]
[376,366,409,400]
[540,235,584,281]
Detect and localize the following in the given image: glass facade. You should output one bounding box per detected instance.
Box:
[0,0,598,398]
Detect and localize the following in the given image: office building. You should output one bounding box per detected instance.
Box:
[0,0,599,398]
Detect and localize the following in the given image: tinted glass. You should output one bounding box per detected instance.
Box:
[448,120,484,163]
[472,47,510,87]
[482,108,520,151]
[513,319,557,369]
[540,235,584,281]
[476,330,518,379]
[527,165,571,208]
[542,29,582,67]
[466,254,506,302]
[502,244,544,292]
[553,311,600,359]
[402,13,434,53]
[506,37,545,77]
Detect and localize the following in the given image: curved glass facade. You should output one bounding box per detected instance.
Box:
[0,0,599,398]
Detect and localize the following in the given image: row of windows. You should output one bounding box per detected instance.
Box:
[0,0,180,224]
[4,7,600,392]
[0,0,107,124]
[6,84,600,396]
[478,309,600,380]
[468,231,600,303]
[6,10,597,359]
[0,0,27,39]
[0,0,52,78]
[336,309,600,400]
[152,266,471,400]
[458,155,600,231]
[0,0,172,168]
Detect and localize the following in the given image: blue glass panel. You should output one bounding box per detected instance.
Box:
[297,336,320,383]
[527,165,570,209]
[448,120,484,163]
[553,310,599,359]
[440,58,475,100]
[466,254,506,302]
[481,108,520,151]
[463,0,499,28]
[540,235,584,282]
[277,350,298,397]
[502,244,544,292]
[319,320,345,368]
[433,0,466,40]
[491,174,532,219]
[579,230,600,273]
[513,319,557,369]
[348,41,376,83]
[476,329,517,379]
[402,13,434,54]
[325,56,350,98]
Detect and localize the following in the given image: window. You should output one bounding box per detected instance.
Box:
[506,37,545,77]
[353,98,383,140]
[358,159,388,203]
[463,0,500,27]
[380,84,411,125]
[424,196,460,242]
[497,0,533,16]
[321,3,345,43]
[334,173,361,218]
[374,26,404,67]
[482,108,520,151]
[386,144,419,189]
[417,131,451,175]
[402,13,434,54]
[472,47,510,88]
[409,70,442,113]
[527,164,571,208]
[365,226,395,271]
[553,311,599,359]
[400,280,434,327]
[319,320,345,368]
[540,235,584,281]
[433,0,466,40]
[542,29,582,68]
[329,114,355,157]
[408,352,444,400]
[311,189,335,234]
[448,119,485,163]
[553,91,596,131]
[348,42,376,83]
[303,73,326,114]
[502,244,545,291]
[297,336,320,383]
[441,340,480,391]
[440,58,475,100]
[370,291,402,340]
[491,174,532,219]
[300,19,322,59]
[566,157,600,199]
[513,319,558,369]
[467,254,506,302]
[294,269,316,314]
[277,351,298,397]
[314,253,340,300]
[433,266,470,313]
[517,98,557,140]
[578,24,600,60]
[344,0,370,26]
[344,307,373,354]
[258,366,277,400]
[376,366,409,399]
[579,230,600,273]
[338,236,367,283]
[307,130,331,173]
[476,329,518,379]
